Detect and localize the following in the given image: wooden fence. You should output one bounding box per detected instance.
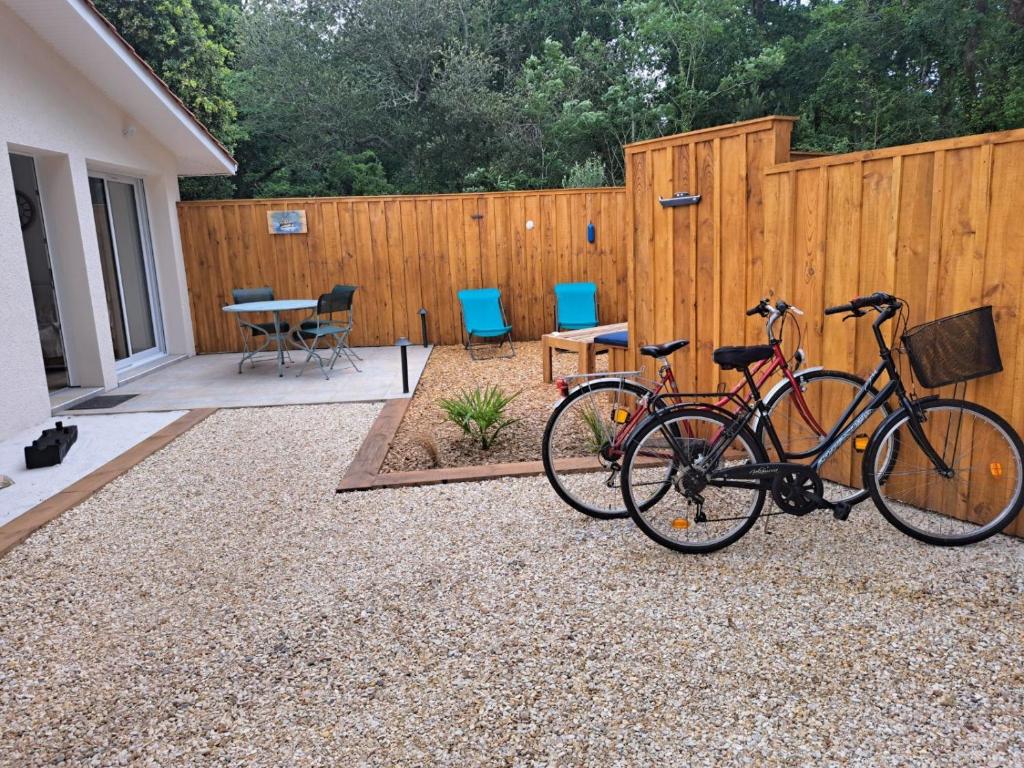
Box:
[179,116,1024,534]
[623,116,796,387]
[178,188,628,351]
[627,119,1024,537]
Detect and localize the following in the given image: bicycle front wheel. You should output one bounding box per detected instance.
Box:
[621,407,768,554]
[542,378,654,519]
[864,398,1024,545]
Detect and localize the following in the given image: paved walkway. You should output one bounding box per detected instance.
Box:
[0,411,186,527]
[59,346,432,414]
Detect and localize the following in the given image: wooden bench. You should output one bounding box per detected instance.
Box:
[541,322,628,383]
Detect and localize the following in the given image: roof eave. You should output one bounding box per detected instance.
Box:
[77,0,237,176]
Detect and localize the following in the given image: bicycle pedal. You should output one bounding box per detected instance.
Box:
[832,503,851,521]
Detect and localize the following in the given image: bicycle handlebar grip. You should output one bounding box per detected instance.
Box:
[826,292,897,315]
[852,291,895,309]
[746,299,770,317]
[824,303,852,315]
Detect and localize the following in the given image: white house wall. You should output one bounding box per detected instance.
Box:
[0,3,197,440]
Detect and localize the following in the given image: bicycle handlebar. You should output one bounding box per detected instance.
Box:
[825,292,898,315]
[746,299,770,317]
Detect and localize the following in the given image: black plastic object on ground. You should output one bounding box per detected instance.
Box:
[25,421,78,469]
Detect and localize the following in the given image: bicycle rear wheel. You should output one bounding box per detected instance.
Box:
[542,379,656,519]
[621,407,768,553]
[863,398,1024,545]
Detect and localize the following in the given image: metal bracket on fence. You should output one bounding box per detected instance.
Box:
[659,192,702,208]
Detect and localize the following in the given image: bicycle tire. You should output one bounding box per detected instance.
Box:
[621,406,768,553]
[542,378,660,519]
[863,398,1024,545]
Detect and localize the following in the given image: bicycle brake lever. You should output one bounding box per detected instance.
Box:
[842,310,866,321]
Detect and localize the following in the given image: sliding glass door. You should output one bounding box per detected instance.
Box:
[89,174,163,368]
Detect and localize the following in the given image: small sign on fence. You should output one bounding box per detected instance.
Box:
[267,210,307,234]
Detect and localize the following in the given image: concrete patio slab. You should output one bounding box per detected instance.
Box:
[0,411,187,527]
[58,345,432,414]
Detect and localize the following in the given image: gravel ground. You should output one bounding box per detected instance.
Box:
[383,342,608,471]
[2,402,1023,766]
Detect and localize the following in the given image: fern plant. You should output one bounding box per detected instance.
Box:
[439,385,520,450]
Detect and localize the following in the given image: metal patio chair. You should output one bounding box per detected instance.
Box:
[231,287,292,373]
[457,287,515,360]
[301,284,361,361]
[293,289,361,379]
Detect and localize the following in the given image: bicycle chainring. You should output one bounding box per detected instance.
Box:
[770,466,824,516]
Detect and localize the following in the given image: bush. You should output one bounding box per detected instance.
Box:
[562,156,607,188]
[438,386,520,450]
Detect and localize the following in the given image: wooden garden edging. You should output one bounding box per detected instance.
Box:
[337,400,621,492]
[336,399,548,491]
[0,409,217,559]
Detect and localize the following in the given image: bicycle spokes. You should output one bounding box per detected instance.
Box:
[869,402,1022,543]
[544,382,647,518]
[624,410,766,551]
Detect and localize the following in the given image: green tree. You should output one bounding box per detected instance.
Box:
[102,0,1024,198]
[773,0,1024,151]
[93,0,241,197]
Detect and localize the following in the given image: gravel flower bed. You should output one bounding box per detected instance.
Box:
[383,341,609,471]
[1,402,1023,766]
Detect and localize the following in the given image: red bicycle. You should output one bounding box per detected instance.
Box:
[542,298,892,518]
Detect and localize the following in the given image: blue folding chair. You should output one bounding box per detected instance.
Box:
[554,282,598,331]
[457,288,515,360]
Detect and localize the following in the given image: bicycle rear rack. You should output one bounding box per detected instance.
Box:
[560,369,647,386]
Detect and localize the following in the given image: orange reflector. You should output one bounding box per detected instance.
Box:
[854,434,869,452]
[612,408,630,424]
[671,517,690,529]
[990,462,1003,478]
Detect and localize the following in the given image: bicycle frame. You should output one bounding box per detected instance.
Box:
[698,305,954,484]
[607,340,812,460]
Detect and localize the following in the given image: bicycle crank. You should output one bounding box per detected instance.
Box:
[770,466,824,516]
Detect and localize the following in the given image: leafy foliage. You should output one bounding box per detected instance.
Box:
[563,157,608,189]
[93,0,241,199]
[97,0,1024,199]
[438,386,520,450]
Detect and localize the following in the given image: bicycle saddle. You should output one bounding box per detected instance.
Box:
[712,344,773,370]
[640,339,690,358]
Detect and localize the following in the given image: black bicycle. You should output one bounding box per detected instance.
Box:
[619,292,1024,553]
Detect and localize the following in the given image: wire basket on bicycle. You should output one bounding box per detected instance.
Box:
[901,305,1002,389]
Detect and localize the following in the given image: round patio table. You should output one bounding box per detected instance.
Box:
[222,299,317,377]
